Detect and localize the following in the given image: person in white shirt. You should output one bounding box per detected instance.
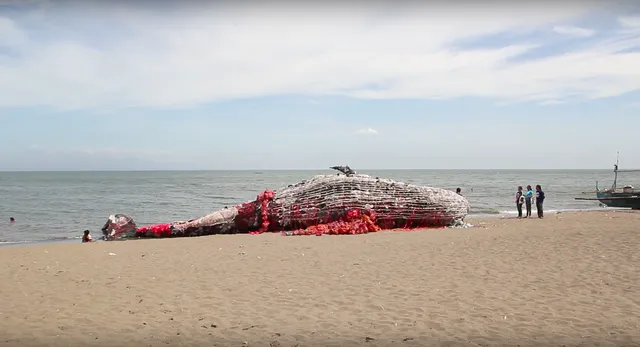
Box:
[82,230,93,243]
[515,186,524,218]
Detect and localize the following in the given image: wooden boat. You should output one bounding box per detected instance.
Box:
[575,154,640,209]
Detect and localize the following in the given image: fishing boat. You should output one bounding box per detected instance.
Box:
[575,155,640,209]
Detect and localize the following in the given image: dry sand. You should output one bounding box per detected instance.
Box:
[1,211,639,347]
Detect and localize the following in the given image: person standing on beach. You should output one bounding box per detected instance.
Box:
[535,185,545,218]
[524,185,533,218]
[515,186,524,218]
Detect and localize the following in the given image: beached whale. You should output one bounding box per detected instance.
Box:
[101,168,470,239]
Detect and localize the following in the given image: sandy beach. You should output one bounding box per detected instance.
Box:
[1,211,639,347]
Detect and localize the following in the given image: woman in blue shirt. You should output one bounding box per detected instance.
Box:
[524,185,534,218]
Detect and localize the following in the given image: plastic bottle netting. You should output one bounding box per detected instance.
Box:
[101,174,470,239]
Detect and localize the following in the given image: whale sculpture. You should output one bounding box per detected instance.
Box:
[101,167,470,239]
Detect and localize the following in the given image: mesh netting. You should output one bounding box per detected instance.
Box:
[267,174,469,232]
[100,173,470,239]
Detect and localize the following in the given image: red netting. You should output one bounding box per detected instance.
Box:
[136,223,172,237]
[234,189,275,234]
[282,209,381,236]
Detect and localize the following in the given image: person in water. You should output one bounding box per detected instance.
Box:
[456,187,462,195]
[535,184,545,218]
[515,186,524,218]
[82,230,93,243]
[524,185,534,218]
[10,217,15,223]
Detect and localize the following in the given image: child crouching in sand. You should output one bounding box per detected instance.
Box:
[82,230,93,243]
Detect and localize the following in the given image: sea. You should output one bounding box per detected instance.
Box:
[0,169,622,245]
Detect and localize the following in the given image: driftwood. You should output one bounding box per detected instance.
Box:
[101,170,470,239]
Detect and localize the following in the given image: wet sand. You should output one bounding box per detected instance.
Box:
[1,210,639,347]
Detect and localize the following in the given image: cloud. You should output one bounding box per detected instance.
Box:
[618,16,640,28]
[26,145,171,157]
[538,99,566,106]
[0,145,180,171]
[355,128,379,135]
[622,101,640,109]
[0,16,27,47]
[0,2,638,110]
[552,25,595,37]
[0,0,44,4]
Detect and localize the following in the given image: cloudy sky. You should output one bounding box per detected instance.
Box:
[1,0,639,170]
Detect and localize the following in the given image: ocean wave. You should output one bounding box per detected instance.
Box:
[0,235,81,245]
[469,208,501,215]
[206,195,242,201]
[0,240,32,244]
[468,206,614,217]
[50,235,82,241]
[497,207,609,215]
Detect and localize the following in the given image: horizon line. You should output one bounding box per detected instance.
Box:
[0,168,619,173]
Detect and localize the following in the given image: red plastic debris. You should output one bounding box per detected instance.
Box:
[237,189,275,235]
[283,209,381,236]
[136,223,172,237]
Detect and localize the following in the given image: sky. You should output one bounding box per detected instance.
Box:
[0,0,639,171]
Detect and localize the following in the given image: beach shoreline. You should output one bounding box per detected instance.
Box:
[1,169,618,246]
[1,210,639,347]
[0,207,621,248]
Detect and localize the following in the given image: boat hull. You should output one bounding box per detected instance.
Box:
[596,192,640,209]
